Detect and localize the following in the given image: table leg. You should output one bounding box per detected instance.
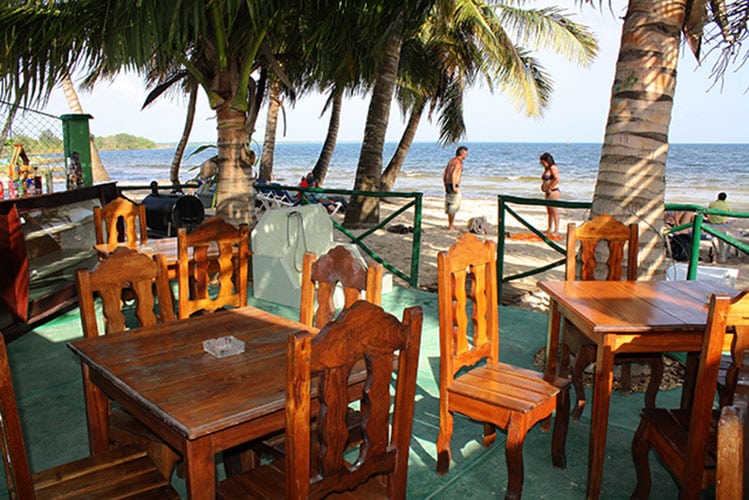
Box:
[587,338,615,499]
[542,300,562,432]
[82,365,110,454]
[184,438,215,500]
[545,300,562,380]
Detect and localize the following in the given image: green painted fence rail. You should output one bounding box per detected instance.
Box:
[121,182,424,287]
[663,203,749,280]
[496,194,591,299]
[496,195,749,299]
[283,185,423,288]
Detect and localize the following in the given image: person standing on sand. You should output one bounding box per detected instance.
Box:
[443,146,467,231]
[539,152,560,235]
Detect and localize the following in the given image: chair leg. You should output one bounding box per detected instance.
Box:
[222,443,261,477]
[436,408,454,475]
[571,345,595,420]
[620,362,633,396]
[551,387,569,469]
[630,419,652,500]
[644,356,664,408]
[505,420,529,500]
[482,423,497,447]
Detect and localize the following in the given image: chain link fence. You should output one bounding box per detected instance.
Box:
[1,99,65,177]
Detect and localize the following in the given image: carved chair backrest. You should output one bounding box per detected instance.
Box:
[0,334,35,498]
[94,196,148,247]
[285,301,422,499]
[176,216,249,319]
[437,232,499,384]
[565,214,638,282]
[75,246,175,337]
[681,290,749,489]
[299,245,383,329]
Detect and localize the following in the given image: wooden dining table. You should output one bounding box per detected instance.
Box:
[68,305,366,500]
[94,237,225,278]
[539,279,739,499]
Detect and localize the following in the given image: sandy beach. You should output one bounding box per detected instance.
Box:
[335,195,749,311]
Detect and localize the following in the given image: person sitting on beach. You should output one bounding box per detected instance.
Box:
[303,176,348,214]
[706,192,733,262]
[707,192,731,224]
[298,172,315,201]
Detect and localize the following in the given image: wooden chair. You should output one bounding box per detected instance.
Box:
[176,216,249,319]
[716,351,749,500]
[561,214,664,420]
[94,196,148,247]
[75,246,180,480]
[216,300,423,499]
[299,245,383,328]
[223,245,384,476]
[0,334,179,499]
[435,232,569,499]
[631,290,749,499]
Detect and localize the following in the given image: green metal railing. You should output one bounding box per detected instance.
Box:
[496,195,749,298]
[281,185,423,287]
[496,195,591,298]
[663,203,749,280]
[120,181,424,287]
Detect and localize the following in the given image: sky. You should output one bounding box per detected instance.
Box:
[39,1,748,145]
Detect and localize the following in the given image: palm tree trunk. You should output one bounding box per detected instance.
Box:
[215,103,254,226]
[0,94,21,156]
[311,88,343,185]
[61,74,110,182]
[592,0,685,279]
[381,100,424,192]
[343,13,404,228]
[170,81,198,187]
[259,81,281,181]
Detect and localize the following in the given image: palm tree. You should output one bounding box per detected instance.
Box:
[0,0,383,225]
[345,0,598,226]
[258,80,284,181]
[586,0,745,279]
[60,75,110,183]
[381,2,598,191]
[311,87,344,184]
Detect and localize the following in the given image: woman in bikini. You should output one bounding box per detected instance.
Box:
[539,152,560,235]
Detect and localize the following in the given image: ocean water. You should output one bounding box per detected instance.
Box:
[101,142,749,212]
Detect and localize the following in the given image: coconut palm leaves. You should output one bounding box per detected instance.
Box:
[379,0,597,192]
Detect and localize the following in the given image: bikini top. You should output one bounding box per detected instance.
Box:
[542,169,554,181]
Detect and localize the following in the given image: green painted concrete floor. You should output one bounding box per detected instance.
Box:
[2,285,696,498]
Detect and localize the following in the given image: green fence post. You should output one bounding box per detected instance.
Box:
[687,214,704,280]
[61,113,93,187]
[410,194,423,288]
[497,195,506,299]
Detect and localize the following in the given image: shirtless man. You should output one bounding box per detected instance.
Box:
[443,146,467,231]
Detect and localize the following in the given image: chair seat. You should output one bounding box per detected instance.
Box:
[32,444,179,499]
[449,362,568,415]
[641,408,719,470]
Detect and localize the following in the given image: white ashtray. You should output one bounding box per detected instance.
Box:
[203,336,245,358]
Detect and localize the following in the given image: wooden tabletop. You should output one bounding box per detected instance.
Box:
[540,279,735,334]
[69,306,317,439]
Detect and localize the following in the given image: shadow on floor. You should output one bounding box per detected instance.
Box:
[3,285,685,498]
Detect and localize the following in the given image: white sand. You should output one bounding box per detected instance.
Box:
[333,195,749,310]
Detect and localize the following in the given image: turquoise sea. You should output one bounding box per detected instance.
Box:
[103,142,749,212]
